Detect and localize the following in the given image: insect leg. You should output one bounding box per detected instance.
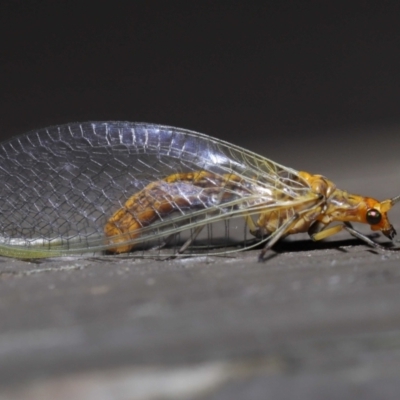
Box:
[310,223,343,241]
[151,232,179,250]
[177,225,205,254]
[258,213,299,262]
[311,221,391,250]
[243,214,261,236]
[163,225,205,260]
[343,222,392,250]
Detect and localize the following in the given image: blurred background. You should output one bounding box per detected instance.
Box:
[1,1,400,196]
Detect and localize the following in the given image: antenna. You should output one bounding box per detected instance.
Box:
[391,195,400,206]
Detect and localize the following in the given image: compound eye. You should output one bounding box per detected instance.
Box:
[366,208,382,225]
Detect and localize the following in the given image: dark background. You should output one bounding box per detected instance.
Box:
[1,1,400,173]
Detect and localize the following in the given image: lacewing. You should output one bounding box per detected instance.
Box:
[0,122,397,260]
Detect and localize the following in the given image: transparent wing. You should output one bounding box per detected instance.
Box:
[0,122,316,258]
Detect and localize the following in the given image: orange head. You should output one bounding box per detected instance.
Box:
[362,195,400,240]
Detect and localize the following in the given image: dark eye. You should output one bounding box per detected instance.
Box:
[366,209,382,225]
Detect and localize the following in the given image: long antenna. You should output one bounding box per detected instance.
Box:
[391,195,400,206]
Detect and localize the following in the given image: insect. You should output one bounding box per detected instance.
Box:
[0,121,397,260]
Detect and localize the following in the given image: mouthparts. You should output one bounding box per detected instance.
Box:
[383,224,397,240]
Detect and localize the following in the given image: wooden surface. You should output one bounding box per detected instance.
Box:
[1,225,400,399]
